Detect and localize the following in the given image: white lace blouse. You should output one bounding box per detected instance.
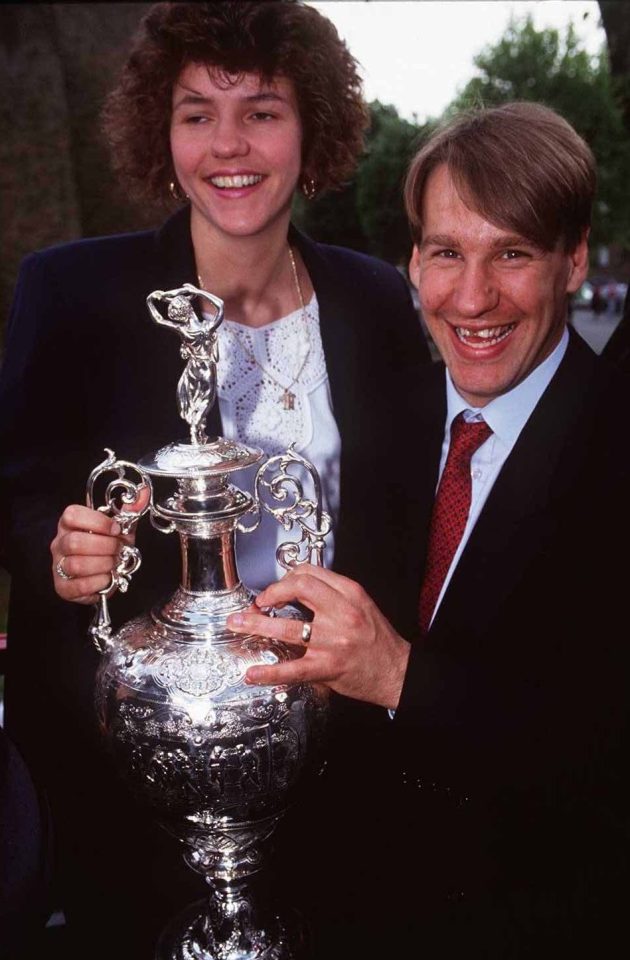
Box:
[214,294,341,592]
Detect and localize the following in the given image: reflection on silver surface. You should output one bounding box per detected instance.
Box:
[86,284,331,959]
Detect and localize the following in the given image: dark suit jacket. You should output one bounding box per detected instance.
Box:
[381,330,630,955]
[0,208,429,958]
[0,726,53,959]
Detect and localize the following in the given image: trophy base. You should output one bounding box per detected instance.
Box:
[156,895,310,960]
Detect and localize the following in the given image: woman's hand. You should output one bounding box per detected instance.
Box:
[226,566,411,710]
[50,489,149,604]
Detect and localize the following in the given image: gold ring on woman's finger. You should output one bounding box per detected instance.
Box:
[55,556,73,581]
[301,621,312,644]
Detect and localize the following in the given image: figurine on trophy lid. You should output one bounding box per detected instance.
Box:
[85,282,332,960]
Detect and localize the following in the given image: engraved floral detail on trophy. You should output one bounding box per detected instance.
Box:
[154,647,248,698]
[120,702,154,722]
[159,587,254,622]
[184,826,270,870]
[153,438,261,473]
[143,747,204,804]
[112,700,194,749]
[196,738,268,804]
[244,698,285,723]
[269,723,302,791]
[116,701,158,741]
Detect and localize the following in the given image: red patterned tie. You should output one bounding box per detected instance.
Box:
[419,412,492,633]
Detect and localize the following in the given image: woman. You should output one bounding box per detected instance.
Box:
[0,3,429,957]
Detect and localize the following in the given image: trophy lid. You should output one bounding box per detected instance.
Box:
[139,437,263,478]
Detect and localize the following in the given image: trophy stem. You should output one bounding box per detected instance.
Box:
[180,531,240,594]
[156,876,308,960]
[152,476,256,630]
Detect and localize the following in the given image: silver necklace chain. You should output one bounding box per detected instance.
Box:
[198,247,310,411]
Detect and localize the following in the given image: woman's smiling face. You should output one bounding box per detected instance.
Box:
[170,63,303,242]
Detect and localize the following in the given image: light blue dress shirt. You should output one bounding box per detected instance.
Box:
[428,327,569,627]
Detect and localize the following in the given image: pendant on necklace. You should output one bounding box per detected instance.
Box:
[280,390,296,411]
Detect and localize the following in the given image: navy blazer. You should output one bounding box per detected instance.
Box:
[0,207,429,622]
[0,208,429,957]
[300,332,630,959]
[380,331,630,954]
[0,726,53,957]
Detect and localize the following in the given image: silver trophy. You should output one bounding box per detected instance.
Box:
[86,283,331,959]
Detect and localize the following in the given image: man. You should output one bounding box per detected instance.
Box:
[228,102,630,954]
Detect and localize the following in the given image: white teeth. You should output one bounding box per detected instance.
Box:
[455,324,515,348]
[210,174,262,188]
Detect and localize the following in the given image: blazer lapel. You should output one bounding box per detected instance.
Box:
[413,364,448,567]
[290,227,360,441]
[429,333,599,642]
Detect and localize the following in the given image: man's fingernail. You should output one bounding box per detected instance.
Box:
[111,521,121,536]
[245,669,260,684]
[229,613,245,626]
[257,604,272,614]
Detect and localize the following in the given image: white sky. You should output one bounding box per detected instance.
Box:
[309,1,605,122]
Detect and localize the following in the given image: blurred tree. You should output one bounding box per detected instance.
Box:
[292,178,368,255]
[294,101,426,266]
[598,2,630,133]
[449,15,630,251]
[356,102,427,265]
[0,3,152,349]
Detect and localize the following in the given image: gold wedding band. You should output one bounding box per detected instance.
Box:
[301,621,312,643]
[55,556,73,581]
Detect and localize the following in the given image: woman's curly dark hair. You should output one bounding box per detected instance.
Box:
[102,0,369,206]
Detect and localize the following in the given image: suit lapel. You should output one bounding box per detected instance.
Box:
[429,333,598,642]
[413,364,448,566]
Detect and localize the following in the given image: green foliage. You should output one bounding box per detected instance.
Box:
[284,16,630,262]
[355,103,427,264]
[292,178,368,253]
[294,101,429,265]
[451,16,630,250]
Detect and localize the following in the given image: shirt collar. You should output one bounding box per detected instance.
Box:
[445,326,569,445]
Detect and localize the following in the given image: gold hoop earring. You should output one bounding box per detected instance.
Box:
[301,177,317,201]
[169,180,188,202]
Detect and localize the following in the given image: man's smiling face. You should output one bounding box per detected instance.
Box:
[409,163,589,407]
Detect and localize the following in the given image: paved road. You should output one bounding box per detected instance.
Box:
[569,306,622,355]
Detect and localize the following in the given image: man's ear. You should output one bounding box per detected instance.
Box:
[566,229,590,294]
[409,244,421,288]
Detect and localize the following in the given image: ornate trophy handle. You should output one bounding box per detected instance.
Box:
[85,449,153,652]
[253,444,332,570]
[236,500,262,535]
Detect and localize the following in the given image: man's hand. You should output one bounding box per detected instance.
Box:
[226,566,410,710]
